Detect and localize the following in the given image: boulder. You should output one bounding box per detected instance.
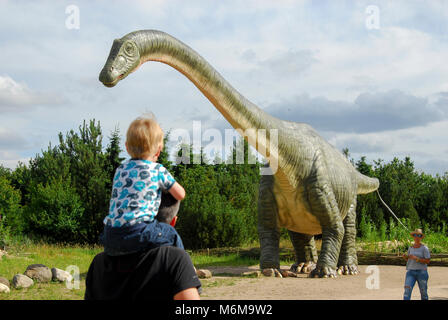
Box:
[12,274,34,289]
[24,264,52,283]
[196,269,212,279]
[262,268,275,277]
[51,268,72,282]
[0,276,10,288]
[0,283,10,293]
[281,270,298,278]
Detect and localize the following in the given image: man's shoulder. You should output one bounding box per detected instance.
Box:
[150,246,190,260]
[91,247,190,271]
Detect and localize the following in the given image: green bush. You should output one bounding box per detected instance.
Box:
[174,145,259,249]
[24,178,85,243]
[0,175,22,247]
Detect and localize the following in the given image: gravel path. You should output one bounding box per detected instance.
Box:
[200,265,448,300]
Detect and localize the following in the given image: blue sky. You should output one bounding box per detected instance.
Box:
[0,0,447,175]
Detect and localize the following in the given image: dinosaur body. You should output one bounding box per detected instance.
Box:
[99,30,379,277]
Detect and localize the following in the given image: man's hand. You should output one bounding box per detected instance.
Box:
[408,254,418,260]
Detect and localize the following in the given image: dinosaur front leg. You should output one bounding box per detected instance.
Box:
[258,174,280,270]
[288,230,317,273]
[337,200,359,275]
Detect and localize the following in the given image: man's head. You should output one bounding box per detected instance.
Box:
[157,191,180,227]
[411,228,424,242]
[126,114,163,159]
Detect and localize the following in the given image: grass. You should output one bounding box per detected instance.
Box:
[190,252,259,269]
[0,242,102,300]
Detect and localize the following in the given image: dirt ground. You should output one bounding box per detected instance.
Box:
[200,265,448,300]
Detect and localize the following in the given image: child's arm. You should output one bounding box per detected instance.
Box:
[168,182,186,201]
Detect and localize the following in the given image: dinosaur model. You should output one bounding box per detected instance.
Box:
[99,30,379,278]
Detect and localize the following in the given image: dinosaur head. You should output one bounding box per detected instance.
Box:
[99,38,140,87]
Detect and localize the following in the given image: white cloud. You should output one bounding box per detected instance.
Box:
[0,127,28,149]
[0,75,64,112]
[325,120,448,175]
[0,155,30,170]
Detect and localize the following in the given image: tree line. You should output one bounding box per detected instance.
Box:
[0,120,447,248]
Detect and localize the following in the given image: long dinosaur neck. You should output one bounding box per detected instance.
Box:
[128,30,277,149]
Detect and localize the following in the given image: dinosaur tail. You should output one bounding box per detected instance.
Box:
[355,171,379,195]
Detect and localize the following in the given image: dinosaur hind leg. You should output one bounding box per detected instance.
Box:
[337,198,359,275]
[307,161,345,278]
[258,174,280,270]
[288,230,318,273]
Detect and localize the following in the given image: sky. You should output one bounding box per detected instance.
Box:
[0,0,447,175]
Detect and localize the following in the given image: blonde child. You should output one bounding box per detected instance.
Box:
[100,114,186,256]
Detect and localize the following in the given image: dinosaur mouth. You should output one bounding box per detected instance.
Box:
[101,74,124,87]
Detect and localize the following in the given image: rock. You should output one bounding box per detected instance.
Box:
[242,271,262,278]
[0,276,10,288]
[262,268,275,277]
[24,264,52,283]
[196,269,212,279]
[280,270,297,278]
[0,283,10,293]
[51,268,72,282]
[12,274,34,289]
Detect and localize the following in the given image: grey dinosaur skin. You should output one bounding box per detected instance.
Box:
[99,30,380,278]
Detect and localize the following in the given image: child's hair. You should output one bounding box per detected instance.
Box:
[126,113,163,159]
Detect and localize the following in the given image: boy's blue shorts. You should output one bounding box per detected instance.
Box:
[100,220,184,256]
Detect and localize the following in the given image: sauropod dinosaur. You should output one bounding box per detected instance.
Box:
[99,30,379,278]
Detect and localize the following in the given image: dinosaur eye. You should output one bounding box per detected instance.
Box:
[124,42,134,55]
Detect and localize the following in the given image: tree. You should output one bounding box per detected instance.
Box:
[171,136,260,248]
[356,155,448,235]
[104,126,124,184]
[57,120,110,243]
[16,120,117,243]
[24,177,85,243]
[158,131,173,171]
[0,165,11,180]
[0,175,22,239]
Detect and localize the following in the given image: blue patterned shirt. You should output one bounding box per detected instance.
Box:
[104,159,176,228]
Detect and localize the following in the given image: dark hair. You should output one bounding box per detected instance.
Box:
[156,192,180,224]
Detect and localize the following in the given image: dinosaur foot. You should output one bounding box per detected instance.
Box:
[309,265,337,278]
[290,261,316,274]
[337,265,359,276]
